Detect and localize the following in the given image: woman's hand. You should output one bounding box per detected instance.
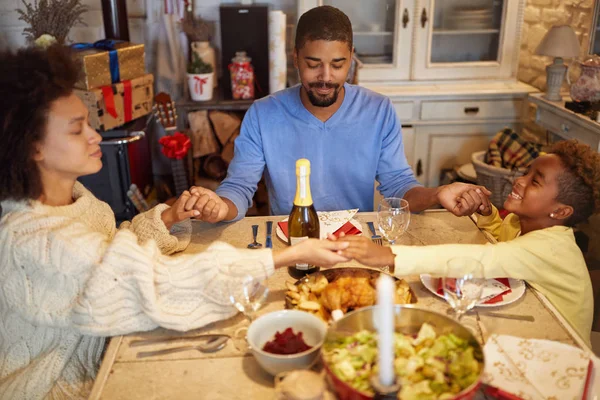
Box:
[161,190,201,230]
[273,239,350,269]
[328,234,395,269]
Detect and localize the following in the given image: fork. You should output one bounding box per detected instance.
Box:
[367,222,383,245]
[136,336,229,358]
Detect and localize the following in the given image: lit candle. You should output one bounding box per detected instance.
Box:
[376,274,395,387]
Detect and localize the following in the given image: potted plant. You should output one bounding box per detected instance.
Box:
[187,52,214,101]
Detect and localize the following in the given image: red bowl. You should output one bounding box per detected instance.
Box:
[321,305,484,400]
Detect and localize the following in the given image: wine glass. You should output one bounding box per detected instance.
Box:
[227,264,270,352]
[442,257,485,321]
[377,198,410,245]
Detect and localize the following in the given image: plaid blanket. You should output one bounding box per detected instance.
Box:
[486,128,542,171]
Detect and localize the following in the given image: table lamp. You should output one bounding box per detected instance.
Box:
[535,25,580,101]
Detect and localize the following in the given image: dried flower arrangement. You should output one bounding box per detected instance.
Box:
[16,0,88,45]
[181,10,210,43]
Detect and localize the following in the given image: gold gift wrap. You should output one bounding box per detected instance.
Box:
[75,74,154,131]
[73,42,146,90]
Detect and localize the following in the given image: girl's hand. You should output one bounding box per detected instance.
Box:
[161,190,201,230]
[457,188,493,216]
[328,234,395,269]
[273,239,350,268]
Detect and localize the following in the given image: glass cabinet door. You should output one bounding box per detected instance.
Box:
[324,0,396,65]
[298,0,414,81]
[412,0,521,80]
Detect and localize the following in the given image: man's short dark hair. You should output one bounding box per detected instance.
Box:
[0,45,79,202]
[295,6,353,51]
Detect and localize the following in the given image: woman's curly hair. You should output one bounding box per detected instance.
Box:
[0,44,80,202]
[551,139,600,226]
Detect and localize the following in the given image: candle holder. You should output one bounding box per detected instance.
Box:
[370,375,402,400]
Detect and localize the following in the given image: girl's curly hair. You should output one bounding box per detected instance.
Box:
[0,44,79,202]
[551,139,600,226]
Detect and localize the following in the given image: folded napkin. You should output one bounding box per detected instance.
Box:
[436,278,512,305]
[277,209,361,240]
[483,334,593,400]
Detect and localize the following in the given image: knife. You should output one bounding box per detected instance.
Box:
[265,221,273,248]
[480,312,535,322]
[129,334,230,347]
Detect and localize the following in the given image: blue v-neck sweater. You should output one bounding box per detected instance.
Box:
[216,83,421,219]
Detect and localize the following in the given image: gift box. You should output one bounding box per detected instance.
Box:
[74,74,154,131]
[72,40,146,90]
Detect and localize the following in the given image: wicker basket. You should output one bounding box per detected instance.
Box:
[471,151,524,208]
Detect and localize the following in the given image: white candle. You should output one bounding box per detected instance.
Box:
[376,274,395,387]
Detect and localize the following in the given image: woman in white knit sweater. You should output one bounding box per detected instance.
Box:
[0,46,350,400]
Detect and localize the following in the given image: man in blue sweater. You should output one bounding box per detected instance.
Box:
[190,6,490,222]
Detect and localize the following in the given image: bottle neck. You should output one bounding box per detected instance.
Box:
[293,173,313,207]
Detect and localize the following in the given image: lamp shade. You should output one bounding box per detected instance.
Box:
[535,25,580,58]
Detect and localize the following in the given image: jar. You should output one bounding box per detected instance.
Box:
[569,56,600,103]
[229,51,254,100]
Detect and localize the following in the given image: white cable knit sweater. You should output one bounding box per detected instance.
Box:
[0,183,274,400]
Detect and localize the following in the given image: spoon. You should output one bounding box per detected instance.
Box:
[136,336,229,358]
[247,224,262,249]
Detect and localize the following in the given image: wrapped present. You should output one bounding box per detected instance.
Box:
[74,74,154,131]
[72,40,146,90]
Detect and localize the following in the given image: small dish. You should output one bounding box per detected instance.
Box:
[247,310,326,376]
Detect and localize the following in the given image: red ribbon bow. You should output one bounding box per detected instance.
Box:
[159,131,191,160]
[193,76,208,95]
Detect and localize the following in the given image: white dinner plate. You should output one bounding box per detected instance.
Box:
[420,274,525,308]
[275,218,362,242]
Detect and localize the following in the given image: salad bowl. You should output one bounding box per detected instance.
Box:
[321,305,484,400]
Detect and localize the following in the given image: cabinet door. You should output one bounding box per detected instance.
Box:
[411,0,523,80]
[297,0,414,81]
[413,123,519,187]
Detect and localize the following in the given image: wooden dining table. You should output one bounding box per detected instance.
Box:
[89,210,587,400]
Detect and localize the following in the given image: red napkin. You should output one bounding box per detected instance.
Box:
[436,278,512,304]
[277,220,361,239]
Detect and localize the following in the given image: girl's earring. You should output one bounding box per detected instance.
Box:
[549,213,555,218]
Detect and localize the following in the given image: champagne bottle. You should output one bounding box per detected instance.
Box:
[287,158,320,279]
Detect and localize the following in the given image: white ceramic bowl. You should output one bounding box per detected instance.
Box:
[247,310,327,376]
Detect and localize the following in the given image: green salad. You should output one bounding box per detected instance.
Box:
[322,323,481,400]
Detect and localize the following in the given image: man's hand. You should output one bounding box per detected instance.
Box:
[328,234,395,269]
[437,183,492,217]
[161,190,201,230]
[273,239,350,268]
[189,186,230,223]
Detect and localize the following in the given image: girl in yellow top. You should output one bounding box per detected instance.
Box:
[336,140,600,346]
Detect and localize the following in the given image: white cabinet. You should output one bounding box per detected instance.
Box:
[298,0,524,83]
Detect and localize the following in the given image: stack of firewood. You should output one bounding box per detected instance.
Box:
[187,110,268,215]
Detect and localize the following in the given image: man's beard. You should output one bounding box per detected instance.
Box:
[306,82,341,107]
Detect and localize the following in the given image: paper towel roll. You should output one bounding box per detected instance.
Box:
[268,11,287,94]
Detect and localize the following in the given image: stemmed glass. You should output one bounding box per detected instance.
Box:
[227,263,270,352]
[377,198,410,245]
[442,257,485,321]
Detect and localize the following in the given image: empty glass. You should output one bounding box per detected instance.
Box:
[442,257,485,321]
[377,198,410,245]
[227,263,270,352]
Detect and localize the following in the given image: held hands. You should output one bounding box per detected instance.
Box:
[188,186,230,223]
[327,233,395,269]
[437,182,492,217]
[160,190,201,230]
[274,239,351,268]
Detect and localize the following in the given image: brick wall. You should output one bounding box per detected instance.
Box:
[518,0,595,91]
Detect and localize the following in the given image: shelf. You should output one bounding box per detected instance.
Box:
[354,31,394,36]
[433,29,500,35]
[177,85,254,112]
